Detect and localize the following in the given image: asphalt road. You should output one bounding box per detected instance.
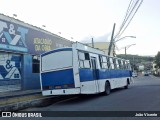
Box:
[25,75,160,111]
[6,75,160,120]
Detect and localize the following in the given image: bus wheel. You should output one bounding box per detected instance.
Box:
[124,80,129,89]
[103,81,111,95]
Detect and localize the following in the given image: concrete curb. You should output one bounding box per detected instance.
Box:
[0,95,75,112]
[0,96,52,112]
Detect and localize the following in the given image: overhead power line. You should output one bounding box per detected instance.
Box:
[108,0,143,56]
[114,0,143,39]
[117,0,138,37]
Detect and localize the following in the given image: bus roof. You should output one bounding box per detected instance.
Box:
[73,42,105,55]
[41,47,72,57]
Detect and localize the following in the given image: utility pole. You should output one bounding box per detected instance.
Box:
[108,23,116,56]
[92,38,94,48]
[133,55,135,71]
[125,47,127,59]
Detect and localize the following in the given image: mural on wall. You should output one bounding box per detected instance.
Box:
[0,53,21,80]
[0,18,72,55]
[0,20,28,52]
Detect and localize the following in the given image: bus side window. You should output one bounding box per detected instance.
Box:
[99,55,108,69]
[99,56,102,68]
[107,57,110,69]
[125,61,128,69]
[109,57,114,69]
[126,61,131,70]
[120,60,124,69]
[118,59,122,69]
[116,59,120,69]
[84,53,90,60]
[123,60,126,69]
[99,56,108,69]
[78,52,91,68]
[101,56,108,69]
[113,58,117,69]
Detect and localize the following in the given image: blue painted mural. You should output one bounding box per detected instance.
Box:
[0,16,71,91]
[0,19,71,55]
[0,53,21,81]
[0,20,28,53]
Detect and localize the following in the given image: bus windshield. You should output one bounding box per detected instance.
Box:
[41,50,73,72]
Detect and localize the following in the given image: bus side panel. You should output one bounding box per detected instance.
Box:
[79,68,94,82]
[72,48,80,88]
[109,69,131,88]
[79,68,97,94]
[97,69,111,91]
[98,69,110,79]
[97,69,131,91]
[41,68,75,90]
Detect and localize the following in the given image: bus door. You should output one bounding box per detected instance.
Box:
[91,57,99,93]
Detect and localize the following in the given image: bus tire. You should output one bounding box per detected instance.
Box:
[103,81,111,95]
[124,79,129,89]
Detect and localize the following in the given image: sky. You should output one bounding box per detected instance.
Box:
[0,0,160,56]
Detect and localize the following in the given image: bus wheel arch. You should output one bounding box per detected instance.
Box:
[103,80,111,95]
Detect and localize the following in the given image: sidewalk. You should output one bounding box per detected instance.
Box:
[0,84,21,93]
[0,89,75,112]
[0,89,55,112]
[0,89,41,99]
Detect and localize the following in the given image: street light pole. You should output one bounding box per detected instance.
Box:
[113,36,136,56]
[115,36,136,43]
[125,43,136,59]
[125,47,127,58]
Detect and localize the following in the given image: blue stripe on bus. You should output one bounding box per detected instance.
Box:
[98,69,131,79]
[79,69,94,82]
[41,68,74,87]
[79,68,131,82]
[41,48,72,57]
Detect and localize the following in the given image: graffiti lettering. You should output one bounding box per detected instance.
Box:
[0,21,8,33]
[41,45,51,51]
[35,45,41,51]
[33,38,52,52]
[0,20,29,52]
[6,60,13,69]
[34,38,52,45]
[9,24,15,35]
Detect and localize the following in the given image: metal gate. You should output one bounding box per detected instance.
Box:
[0,52,21,92]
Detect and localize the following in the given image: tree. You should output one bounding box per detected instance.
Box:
[155,51,160,68]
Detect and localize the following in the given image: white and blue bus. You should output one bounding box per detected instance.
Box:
[40,42,132,96]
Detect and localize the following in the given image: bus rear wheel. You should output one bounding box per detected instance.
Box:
[103,81,111,95]
[124,80,129,89]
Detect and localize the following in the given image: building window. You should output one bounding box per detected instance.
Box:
[32,55,40,73]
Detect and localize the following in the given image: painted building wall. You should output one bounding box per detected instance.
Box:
[87,42,114,56]
[0,14,72,90]
[0,14,72,54]
[21,54,40,90]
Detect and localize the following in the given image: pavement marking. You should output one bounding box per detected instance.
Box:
[148,75,160,80]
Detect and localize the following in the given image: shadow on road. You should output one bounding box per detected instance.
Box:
[56,87,127,105]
